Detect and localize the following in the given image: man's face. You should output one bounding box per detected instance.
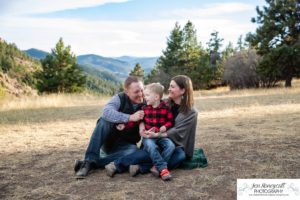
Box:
[144,89,159,106]
[125,81,144,104]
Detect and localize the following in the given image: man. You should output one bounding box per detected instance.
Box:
[75,76,144,178]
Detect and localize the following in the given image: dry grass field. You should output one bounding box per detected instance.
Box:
[1,80,300,200]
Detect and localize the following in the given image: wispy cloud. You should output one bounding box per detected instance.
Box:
[169,2,254,19]
[0,16,175,56]
[0,1,260,56]
[0,0,129,16]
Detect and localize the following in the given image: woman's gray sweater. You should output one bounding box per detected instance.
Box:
[167,107,198,160]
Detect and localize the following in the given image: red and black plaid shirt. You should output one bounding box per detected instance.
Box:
[142,100,173,133]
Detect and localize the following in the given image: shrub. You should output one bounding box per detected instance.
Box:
[223,49,261,90]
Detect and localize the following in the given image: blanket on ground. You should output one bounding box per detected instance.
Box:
[179,148,208,169]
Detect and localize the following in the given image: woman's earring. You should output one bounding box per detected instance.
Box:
[181,95,184,99]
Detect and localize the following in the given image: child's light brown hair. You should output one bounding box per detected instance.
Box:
[145,82,164,99]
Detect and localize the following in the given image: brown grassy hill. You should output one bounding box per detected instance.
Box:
[0,38,41,97]
[0,72,37,96]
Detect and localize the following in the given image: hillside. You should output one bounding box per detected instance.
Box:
[0,38,40,96]
[77,54,131,78]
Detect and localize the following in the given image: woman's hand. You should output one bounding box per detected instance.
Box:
[159,126,167,133]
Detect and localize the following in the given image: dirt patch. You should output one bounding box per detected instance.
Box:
[1,89,300,199]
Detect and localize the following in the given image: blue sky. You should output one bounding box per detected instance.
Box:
[0,0,265,57]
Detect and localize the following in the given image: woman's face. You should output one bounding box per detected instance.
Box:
[168,80,185,100]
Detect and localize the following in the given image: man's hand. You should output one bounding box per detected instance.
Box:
[159,126,167,133]
[129,110,144,122]
[116,124,125,131]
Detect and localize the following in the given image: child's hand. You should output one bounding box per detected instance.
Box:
[153,132,160,138]
[140,128,145,135]
[143,127,155,138]
[159,126,167,133]
[116,124,125,131]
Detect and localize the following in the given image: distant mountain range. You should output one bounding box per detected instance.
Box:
[116,56,158,74]
[25,48,49,60]
[24,48,158,80]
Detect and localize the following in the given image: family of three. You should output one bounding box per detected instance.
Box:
[74,75,198,181]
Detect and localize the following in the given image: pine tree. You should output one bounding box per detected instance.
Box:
[206,31,224,66]
[246,0,300,87]
[236,35,247,52]
[195,31,224,88]
[129,63,144,80]
[155,22,184,86]
[37,38,86,93]
[181,21,202,74]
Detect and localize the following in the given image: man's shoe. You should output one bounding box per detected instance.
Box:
[75,160,95,178]
[105,162,117,177]
[129,165,140,177]
[74,159,83,173]
[160,168,172,181]
[150,166,159,177]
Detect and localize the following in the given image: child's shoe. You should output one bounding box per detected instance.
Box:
[160,168,172,181]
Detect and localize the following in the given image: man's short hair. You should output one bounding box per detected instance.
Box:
[145,82,164,99]
[124,76,140,90]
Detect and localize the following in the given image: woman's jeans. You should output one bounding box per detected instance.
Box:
[84,118,138,168]
[142,138,175,172]
[114,147,186,173]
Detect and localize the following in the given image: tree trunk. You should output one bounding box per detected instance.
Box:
[285,76,292,87]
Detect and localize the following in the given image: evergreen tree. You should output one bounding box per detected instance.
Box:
[149,22,235,89]
[37,38,86,93]
[206,31,224,66]
[181,21,202,75]
[246,0,300,87]
[222,42,235,58]
[144,66,158,84]
[236,35,247,52]
[85,75,120,95]
[196,31,225,88]
[154,22,184,87]
[129,63,144,80]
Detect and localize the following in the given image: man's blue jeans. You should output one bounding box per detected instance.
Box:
[114,147,186,173]
[84,118,138,168]
[142,138,175,172]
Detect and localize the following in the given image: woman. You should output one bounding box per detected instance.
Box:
[105,75,198,178]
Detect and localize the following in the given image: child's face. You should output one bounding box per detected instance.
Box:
[144,89,160,106]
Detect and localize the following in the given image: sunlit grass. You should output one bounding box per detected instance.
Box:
[0,93,109,111]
